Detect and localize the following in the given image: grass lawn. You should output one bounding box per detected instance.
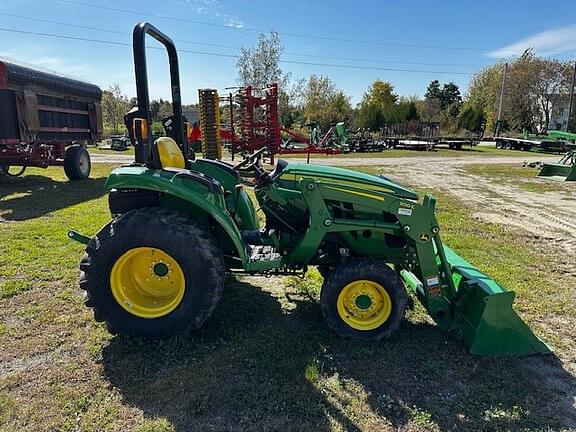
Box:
[465,163,572,193]
[279,145,513,160]
[0,164,574,431]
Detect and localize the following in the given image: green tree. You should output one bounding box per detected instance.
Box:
[150,99,161,122]
[458,105,485,133]
[440,82,462,109]
[464,64,502,132]
[531,57,571,132]
[425,80,442,100]
[279,78,305,128]
[358,104,384,130]
[465,51,572,134]
[236,31,303,127]
[101,83,130,135]
[237,32,287,91]
[357,80,398,129]
[422,80,444,122]
[328,91,353,124]
[390,98,420,122]
[423,80,462,122]
[365,80,398,113]
[300,75,351,130]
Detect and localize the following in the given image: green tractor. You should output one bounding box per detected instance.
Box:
[70,23,549,356]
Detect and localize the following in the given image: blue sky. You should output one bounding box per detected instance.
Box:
[1,0,575,105]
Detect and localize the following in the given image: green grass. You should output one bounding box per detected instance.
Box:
[465,164,573,193]
[280,145,512,160]
[0,163,575,431]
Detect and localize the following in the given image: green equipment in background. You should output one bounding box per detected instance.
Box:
[538,150,576,181]
[69,22,549,357]
[546,130,576,143]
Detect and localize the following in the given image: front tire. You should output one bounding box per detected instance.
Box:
[80,207,225,337]
[321,258,407,340]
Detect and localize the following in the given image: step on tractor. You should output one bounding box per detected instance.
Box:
[70,23,550,356]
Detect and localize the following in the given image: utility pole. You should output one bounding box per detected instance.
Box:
[566,59,576,132]
[496,62,508,132]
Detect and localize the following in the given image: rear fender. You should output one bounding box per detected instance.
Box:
[106,166,248,265]
[191,159,259,230]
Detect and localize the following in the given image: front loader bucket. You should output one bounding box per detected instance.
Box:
[537,151,576,181]
[538,163,576,181]
[443,246,550,356]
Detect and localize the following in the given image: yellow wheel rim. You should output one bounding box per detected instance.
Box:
[110,247,185,319]
[336,280,392,331]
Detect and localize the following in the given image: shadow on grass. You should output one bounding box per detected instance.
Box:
[0,175,107,221]
[102,278,576,431]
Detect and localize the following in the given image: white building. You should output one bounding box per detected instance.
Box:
[548,94,571,131]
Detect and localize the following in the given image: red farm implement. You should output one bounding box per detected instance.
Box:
[0,60,102,180]
[196,83,346,162]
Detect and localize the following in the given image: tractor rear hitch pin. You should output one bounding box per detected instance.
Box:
[68,230,91,245]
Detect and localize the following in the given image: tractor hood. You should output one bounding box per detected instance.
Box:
[278,162,419,200]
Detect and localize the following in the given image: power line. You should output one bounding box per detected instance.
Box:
[52,0,503,52]
[0,12,480,68]
[284,53,477,68]
[278,59,472,75]
[0,12,125,35]
[54,0,249,31]
[0,26,475,75]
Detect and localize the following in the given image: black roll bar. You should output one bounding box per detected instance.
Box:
[131,22,189,165]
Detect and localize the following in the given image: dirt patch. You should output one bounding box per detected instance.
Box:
[356,158,576,267]
[285,154,557,168]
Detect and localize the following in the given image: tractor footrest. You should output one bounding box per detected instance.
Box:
[249,245,281,262]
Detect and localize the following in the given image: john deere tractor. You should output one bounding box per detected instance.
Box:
[70,23,549,356]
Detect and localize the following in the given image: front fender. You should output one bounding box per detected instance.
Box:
[106,166,248,265]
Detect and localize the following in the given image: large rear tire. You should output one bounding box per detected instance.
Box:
[80,207,225,337]
[64,145,91,180]
[321,258,407,340]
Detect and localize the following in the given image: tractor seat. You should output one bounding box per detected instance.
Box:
[154,136,222,193]
[155,137,185,169]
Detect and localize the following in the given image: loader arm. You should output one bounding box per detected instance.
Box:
[272,176,549,356]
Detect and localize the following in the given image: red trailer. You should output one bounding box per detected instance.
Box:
[0,61,102,179]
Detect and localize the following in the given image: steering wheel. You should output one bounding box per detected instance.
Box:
[232,147,270,184]
[233,147,267,170]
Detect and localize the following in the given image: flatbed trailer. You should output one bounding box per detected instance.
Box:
[384,137,436,150]
[435,137,480,149]
[0,61,102,179]
[494,136,574,153]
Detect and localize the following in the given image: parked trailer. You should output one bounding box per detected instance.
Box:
[436,137,480,149]
[494,136,573,153]
[381,121,438,151]
[0,61,102,179]
[385,137,436,150]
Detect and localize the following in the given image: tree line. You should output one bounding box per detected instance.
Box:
[464,49,574,133]
[101,34,574,138]
[237,32,574,135]
[101,85,197,138]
